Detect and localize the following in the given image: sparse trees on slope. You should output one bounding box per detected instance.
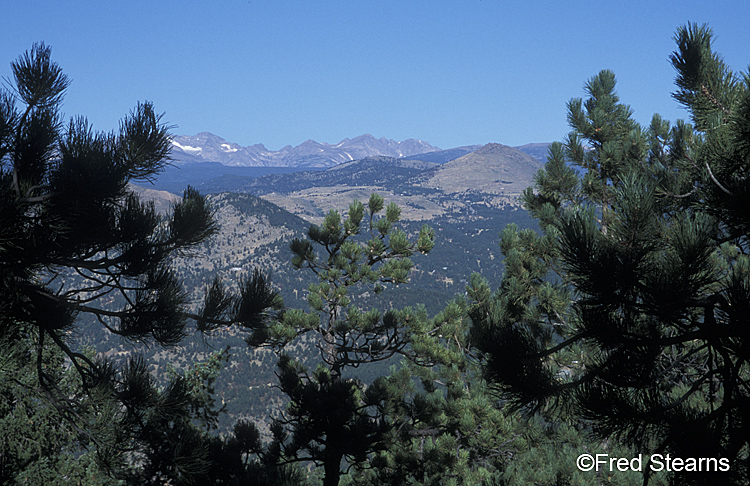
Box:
[473,23,750,485]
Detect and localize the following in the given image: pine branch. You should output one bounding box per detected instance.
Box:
[704,159,734,195]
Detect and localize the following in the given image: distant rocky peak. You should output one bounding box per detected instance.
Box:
[169,132,439,168]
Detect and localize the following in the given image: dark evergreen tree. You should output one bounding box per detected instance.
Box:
[0,327,123,485]
[473,24,750,485]
[0,43,280,482]
[350,298,530,486]
[245,193,437,486]
[115,349,306,486]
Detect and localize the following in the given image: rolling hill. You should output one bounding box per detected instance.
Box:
[414,143,543,195]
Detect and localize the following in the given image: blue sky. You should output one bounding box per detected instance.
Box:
[2,1,749,150]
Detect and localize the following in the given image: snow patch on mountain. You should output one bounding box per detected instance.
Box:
[171,140,202,153]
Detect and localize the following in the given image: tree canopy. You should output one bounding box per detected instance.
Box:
[472,23,750,485]
[0,42,281,484]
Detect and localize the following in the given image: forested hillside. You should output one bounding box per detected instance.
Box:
[115,188,538,435]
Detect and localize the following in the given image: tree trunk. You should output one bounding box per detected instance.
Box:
[322,452,342,486]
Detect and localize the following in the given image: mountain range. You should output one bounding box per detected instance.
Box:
[141,138,547,227]
[170,132,441,167]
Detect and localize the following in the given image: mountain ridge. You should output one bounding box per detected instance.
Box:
[170,132,440,168]
[205,142,543,225]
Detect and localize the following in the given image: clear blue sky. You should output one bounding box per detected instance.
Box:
[3,1,749,150]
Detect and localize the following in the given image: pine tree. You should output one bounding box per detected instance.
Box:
[246,193,436,486]
[0,43,280,482]
[351,297,531,486]
[0,328,123,485]
[473,23,750,485]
